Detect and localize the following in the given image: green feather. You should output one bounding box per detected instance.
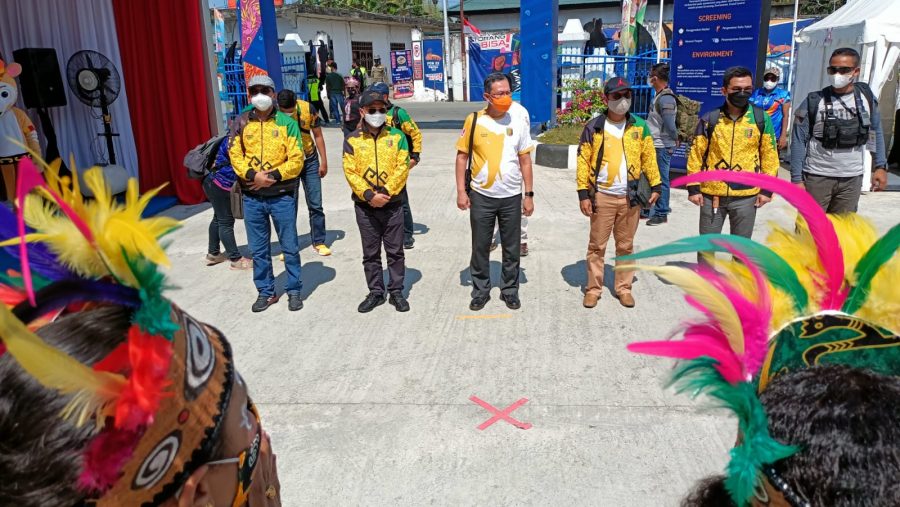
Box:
[669,358,798,506]
[843,223,900,314]
[619,234,808,312]
[124,252,178,340]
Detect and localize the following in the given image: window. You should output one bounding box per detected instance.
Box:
[390,42,407,52]
[351,41,373,70]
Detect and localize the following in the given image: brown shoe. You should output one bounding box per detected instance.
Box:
[618,292,635,308]
[583,293,599,308]
[521,242,529,257]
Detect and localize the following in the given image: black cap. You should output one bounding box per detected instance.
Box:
[359,89,387,107]
[604,76,632,94]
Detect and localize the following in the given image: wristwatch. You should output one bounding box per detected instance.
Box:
[524,191,535,197]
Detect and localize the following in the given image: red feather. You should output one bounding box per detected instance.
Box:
[113,326,173,430]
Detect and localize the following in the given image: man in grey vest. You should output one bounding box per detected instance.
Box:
[791,47,889,213]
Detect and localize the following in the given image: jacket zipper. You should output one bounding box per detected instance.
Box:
[259,117,265,180]
[727,116,735,198]
[373,129,381,189]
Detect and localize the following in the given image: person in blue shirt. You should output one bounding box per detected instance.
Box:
[750,66,792,151]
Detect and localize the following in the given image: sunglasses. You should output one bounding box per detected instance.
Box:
[248,86,273,95]
[608,90,632,100]
[727,87,754,94]
[206,400,262,507]
[826,66,855,75]
[366,107,387,114]
[763,75,778,82]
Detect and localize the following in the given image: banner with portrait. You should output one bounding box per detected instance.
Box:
[467,32,521,101]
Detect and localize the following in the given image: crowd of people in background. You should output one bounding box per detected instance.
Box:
[205,46,889,318]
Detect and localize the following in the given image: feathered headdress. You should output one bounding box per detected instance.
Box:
[620,171,900,506]
[0,156,235,505]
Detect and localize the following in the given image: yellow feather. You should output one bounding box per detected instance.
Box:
[629,264,745,354]
[0,304,126,426]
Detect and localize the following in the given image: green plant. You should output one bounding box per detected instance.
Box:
[537,124,584,145]
[556,79,606,127]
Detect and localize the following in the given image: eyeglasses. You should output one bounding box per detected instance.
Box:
[826,66,855,75]
[488,91,512,98]
[608,90,632,100]
[728,87,754,94]
[366,107,387,114]
[763,75,778,82]
[205,400,262,507]
[248,86,273,95]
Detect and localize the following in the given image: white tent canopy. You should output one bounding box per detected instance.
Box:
[792,0,900,187]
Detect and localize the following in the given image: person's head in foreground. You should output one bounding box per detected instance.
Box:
[682,365,900,506]
[621,170,900,507]
[0,158,279,506]
[247,74,277,113]
[359,89,388,130]
[482,72,512,117]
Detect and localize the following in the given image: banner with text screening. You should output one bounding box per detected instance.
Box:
[390,50,414,99]
[670,0,769,170]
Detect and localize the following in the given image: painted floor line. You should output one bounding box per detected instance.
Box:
[456,314,513,320]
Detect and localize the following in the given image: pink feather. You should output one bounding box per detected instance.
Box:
[628,338,745,383]
[15,159,96,306]
[672,171,845,309]
[77,426,140,493]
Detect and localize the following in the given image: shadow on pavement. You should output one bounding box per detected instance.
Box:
[560,260,622,296]
[274,260,336,300]
[401,267,422,298]
[458,262,529,287]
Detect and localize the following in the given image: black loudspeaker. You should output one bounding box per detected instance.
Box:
[12,48,67,109]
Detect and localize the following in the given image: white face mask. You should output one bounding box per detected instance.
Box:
[647,77,655,87]
[365,112,387,128]
[763,81,777,91]
[608,97,631,116]
[251,93,273,111]
[829,72,854,89]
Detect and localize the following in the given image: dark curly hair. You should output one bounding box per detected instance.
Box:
[682,365,900,507]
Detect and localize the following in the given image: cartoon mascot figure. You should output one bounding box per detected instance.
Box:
[0,58,40,202]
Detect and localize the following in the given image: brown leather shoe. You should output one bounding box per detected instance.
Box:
[618,292,635,308]
[583,293,599,308]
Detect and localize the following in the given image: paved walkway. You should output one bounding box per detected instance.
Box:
[164,126,900,506]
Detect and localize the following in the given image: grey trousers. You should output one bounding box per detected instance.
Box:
[469,191,522,298]
[803,172,863,214]
[699,194,758,238]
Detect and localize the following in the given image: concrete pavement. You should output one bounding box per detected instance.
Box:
[163,126,900,506]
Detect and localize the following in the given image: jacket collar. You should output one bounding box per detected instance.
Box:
[248,107,277,122]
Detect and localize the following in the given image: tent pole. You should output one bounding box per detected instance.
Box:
[657,0,665,63]
[787,0,800,95]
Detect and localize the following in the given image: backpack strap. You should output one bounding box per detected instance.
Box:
[591,115,608,187]
[655,88,676,114]
[392,106,402,128]
[702,109,721,170]
[464,111,479,192]
[751,104,766,152]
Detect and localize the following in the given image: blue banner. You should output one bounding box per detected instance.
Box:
[670,0,769,169]
[467,33,521,101]
[390,50,414,99]
[422,39,445,93]
[520,0,558,124]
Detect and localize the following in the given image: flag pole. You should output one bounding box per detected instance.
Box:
[656,0,664,62]
[787,0,800,96]
[461,0,468,101]
[442,0,453,101]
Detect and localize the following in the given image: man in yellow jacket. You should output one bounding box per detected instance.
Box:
[343,89,411,313]
[577,77,661,309]
[686,66,779,241]
[229,75,305,313]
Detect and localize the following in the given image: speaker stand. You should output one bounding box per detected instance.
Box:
[36,107,69,177]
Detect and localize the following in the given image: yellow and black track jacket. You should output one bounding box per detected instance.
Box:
[576,113,662,201]
[387,105,423,159]
[343,126,410,204]
[686,104,779,197]
[229,108,305,197]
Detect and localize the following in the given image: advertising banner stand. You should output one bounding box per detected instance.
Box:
[670,0,771,170]
[390,50,414,99]
[423,38,446,96]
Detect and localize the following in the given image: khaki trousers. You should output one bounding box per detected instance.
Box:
[586,192,640,297]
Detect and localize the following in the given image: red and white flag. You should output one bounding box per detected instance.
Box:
[463,17,481,36]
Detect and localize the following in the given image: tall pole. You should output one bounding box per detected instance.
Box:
[461,0,468,101]
[656,0,665,62]
[787,0,800,96]
[441,0,453,101]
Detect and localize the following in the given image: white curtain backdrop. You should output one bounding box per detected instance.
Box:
[0,0,139,178]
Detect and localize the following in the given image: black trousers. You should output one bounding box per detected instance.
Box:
[469,191,521,298]
[401,186,414,243]
[355,201,405,295]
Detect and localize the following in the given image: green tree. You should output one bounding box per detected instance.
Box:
[800,0,848,16]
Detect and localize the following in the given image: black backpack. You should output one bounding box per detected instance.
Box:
[184,133,227,180]
[806,82,875,149]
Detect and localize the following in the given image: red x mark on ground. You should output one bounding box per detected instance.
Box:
[470,395,532,430]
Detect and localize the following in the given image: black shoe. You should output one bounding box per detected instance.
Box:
[251,295,279,313]
[647,215,668,226]
[389,292,410,312]
[403,238,415,249]
[500,293,521,310]
[288,294,304,311]
[358,292,386,313]
[469,295,491,311]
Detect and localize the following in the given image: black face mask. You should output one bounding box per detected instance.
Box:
[727,91,751,109]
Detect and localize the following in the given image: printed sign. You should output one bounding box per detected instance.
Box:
[423,39,445,93]
[468,32,521,100]
[412,41,423,81]
[670,0,767,169]
[390,49,414,99]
